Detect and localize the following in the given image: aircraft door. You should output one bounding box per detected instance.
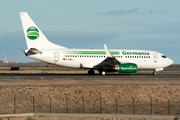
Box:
[54,52,59,62]
[153,53,158,63]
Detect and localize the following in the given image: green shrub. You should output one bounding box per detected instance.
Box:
[174,116,180,120]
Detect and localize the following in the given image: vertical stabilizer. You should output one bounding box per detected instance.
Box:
[20,12,67,50]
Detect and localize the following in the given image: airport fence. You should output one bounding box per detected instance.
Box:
[0,96,179,115]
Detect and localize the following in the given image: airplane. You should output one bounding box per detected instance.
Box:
[19,12,173,75]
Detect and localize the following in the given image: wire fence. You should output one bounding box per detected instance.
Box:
[0,96,179,115]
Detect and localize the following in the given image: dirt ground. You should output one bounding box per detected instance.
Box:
[0,116,178,120]
[1,70,180,119]
[1,78,180,116]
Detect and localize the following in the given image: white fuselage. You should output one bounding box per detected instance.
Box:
[28,49,173,70]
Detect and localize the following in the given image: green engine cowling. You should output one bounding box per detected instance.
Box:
[118,63,137,73]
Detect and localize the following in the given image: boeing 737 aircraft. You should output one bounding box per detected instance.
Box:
[19,12,173,75]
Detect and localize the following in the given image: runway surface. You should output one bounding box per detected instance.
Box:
[0,72,180,86]
[0,72,180,78]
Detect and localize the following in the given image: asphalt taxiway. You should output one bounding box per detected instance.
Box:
[0,72,180,86]
[0,72,180,79]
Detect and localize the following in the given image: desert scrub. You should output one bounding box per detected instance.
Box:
[27,117,37,120]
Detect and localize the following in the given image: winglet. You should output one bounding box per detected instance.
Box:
[104,44,113,57]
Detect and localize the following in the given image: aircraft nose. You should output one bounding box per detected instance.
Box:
[168,58,173,65]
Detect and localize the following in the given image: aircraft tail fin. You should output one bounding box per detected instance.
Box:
[20,12,67,50]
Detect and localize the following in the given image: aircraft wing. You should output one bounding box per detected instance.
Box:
[94,44,120,68]
[95,57,120,68]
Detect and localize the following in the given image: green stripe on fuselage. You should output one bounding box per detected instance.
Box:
[64,51,119,55]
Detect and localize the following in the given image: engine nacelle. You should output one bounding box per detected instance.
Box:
[114,63,137,73]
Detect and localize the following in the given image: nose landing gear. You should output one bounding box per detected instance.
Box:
[153,72,157,75]
[153,69,157,75]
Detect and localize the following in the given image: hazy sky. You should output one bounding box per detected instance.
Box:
[0,0,180,64]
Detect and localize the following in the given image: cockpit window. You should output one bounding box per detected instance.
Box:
[161,55,166,58]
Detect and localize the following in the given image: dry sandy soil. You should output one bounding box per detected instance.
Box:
[0,62,180,120]
[0,116,178,120]
[1,73,180,119]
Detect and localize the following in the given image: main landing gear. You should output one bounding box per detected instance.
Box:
[88,69,95,75]
[88,69,106,76]
[98,70,106,76]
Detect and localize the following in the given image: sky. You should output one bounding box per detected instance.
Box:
[0,0,180,64]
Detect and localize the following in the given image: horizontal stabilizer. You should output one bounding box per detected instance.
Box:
[25,48,43,54]
[7,47,24,52]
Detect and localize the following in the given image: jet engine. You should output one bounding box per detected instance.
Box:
[114,63,137,73]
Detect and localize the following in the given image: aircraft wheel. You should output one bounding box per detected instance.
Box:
[88,70,95,75]
[99,70,106,76]
[153,72,157,75]
[102,71,106,76]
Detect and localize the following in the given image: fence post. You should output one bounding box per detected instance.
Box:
[82,97,84,114]
[99,97,102,114]
[65,96,68,113]
[167,98,170,115]
[14,97,16,114]
[49,96,51,113]
[132,97,135,114]
[115,97,117,114]
[150,98,152,115]
[33,96,35,113]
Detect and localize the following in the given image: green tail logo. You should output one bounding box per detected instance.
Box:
[27,27,39,40]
